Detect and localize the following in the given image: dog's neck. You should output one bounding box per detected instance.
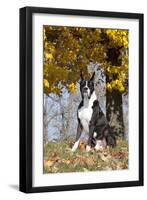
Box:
[83,91,97,108]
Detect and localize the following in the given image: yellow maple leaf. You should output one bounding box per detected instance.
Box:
[44,79,49,88]
[68,83,77,93]
[45,53,54,60]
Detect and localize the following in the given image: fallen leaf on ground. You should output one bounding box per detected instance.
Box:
[44,160,54,167]
[52,166,58,173]
[79,142,86,150]
[112,151,128,159]
[51,152,60,162]
[99,152,111,162]
[74,155,95,167]
[61,159,71,164]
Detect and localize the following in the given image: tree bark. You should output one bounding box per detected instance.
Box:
[106,47,125,137]
[106,88,125,137]
[43,94,49,144]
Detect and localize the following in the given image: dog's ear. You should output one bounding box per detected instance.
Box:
[80,70,84,81]
[90,72,95,81]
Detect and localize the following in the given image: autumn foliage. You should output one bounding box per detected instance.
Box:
[43,26,128,95]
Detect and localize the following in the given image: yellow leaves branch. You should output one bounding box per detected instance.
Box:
[43,26,129,95]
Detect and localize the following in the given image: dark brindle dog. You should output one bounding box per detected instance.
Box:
[72,72,116,152]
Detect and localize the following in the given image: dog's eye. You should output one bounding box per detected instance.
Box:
[88,81,93,87]
[81,80,86,86]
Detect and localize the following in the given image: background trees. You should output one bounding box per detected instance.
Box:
[43,26,129,141]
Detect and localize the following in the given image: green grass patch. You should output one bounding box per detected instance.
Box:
[43,139,128,173]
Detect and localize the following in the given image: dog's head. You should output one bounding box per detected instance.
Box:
[80,71,95,99]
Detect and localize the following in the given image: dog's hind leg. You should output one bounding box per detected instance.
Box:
[104,128,116,148]
[72,120,83,152]
[106,134,116,147]
[95,138,107,150]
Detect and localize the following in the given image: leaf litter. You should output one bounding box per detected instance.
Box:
[44,140,128,173]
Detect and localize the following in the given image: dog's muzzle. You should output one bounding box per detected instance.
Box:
[82,87,91,99]
[83,87,88,93]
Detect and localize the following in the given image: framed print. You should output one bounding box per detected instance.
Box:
[19,7,144,193]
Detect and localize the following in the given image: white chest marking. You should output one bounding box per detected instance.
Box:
[78,92,97,133]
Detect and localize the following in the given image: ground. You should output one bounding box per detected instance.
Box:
[44,139,128,173]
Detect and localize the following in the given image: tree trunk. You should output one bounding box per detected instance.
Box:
[43,94,49,144]
[65,94,74,139]
[106,89,125,137]
[58,97,66,139]
[106,47,125,137]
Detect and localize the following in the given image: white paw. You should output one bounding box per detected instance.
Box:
[94,140,104,150]
[86,145,91,152]
[95,144,103,150]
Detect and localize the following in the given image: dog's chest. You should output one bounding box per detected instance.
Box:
[78,104,93,133]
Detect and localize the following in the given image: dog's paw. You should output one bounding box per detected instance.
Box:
[94,140,106,151]
[94,144,103,151]
[86,145,91,152]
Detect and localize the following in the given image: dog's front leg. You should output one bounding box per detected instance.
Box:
[86,122,95,151]
[72,120,83,152]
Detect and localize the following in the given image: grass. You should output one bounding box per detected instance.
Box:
[43,139,128,173]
